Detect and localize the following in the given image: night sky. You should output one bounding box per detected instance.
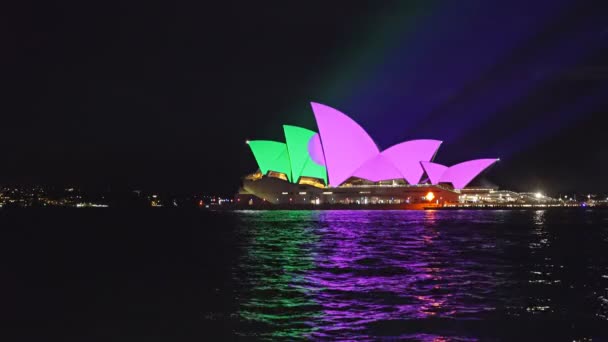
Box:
[2,1,608,195]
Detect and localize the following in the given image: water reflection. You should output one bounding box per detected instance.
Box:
[232,210,608,340]
[234,211,322,339]
[309,210,496,332]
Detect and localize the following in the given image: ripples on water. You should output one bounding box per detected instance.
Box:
[2,209,608,340]
[232,210,608,340]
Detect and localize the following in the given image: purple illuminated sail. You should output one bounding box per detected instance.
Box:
[352,154,403,182]
[440,159,499,189]
[422,159,498,189]
[382,140,442,184]
[420,161,448,185]
[311,102,379,187]
[307,133,326,166]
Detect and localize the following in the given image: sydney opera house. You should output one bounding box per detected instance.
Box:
[236,102,499,208]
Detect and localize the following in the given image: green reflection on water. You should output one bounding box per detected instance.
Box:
[235,211,323,339]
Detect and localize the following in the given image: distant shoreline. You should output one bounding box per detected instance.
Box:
[208,204,605,211]
[426,205,604,210]
[1,205,604,211]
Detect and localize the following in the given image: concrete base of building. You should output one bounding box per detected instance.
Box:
[234,176,459,209]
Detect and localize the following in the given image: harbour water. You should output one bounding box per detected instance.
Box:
[2,209,607,340]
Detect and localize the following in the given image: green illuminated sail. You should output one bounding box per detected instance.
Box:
[247,140,292,182]
[283,125,327,184]
[301,159,327,185]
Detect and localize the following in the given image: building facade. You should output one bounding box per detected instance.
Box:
[237,102,498,208]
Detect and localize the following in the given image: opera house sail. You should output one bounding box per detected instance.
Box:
[237,102,498,207]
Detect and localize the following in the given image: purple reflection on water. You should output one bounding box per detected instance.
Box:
[234,210,608,340]
[304,210,499,336]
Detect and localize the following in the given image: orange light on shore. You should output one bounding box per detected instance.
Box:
[425,192,435,201]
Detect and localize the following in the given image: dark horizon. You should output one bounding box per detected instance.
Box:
[2,1,608,196]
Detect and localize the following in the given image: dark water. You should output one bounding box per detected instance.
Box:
[2,209,608,340]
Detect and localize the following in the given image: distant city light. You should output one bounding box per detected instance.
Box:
[535,192,543,199]
[426,192,435,201]
[76,203,108,208]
